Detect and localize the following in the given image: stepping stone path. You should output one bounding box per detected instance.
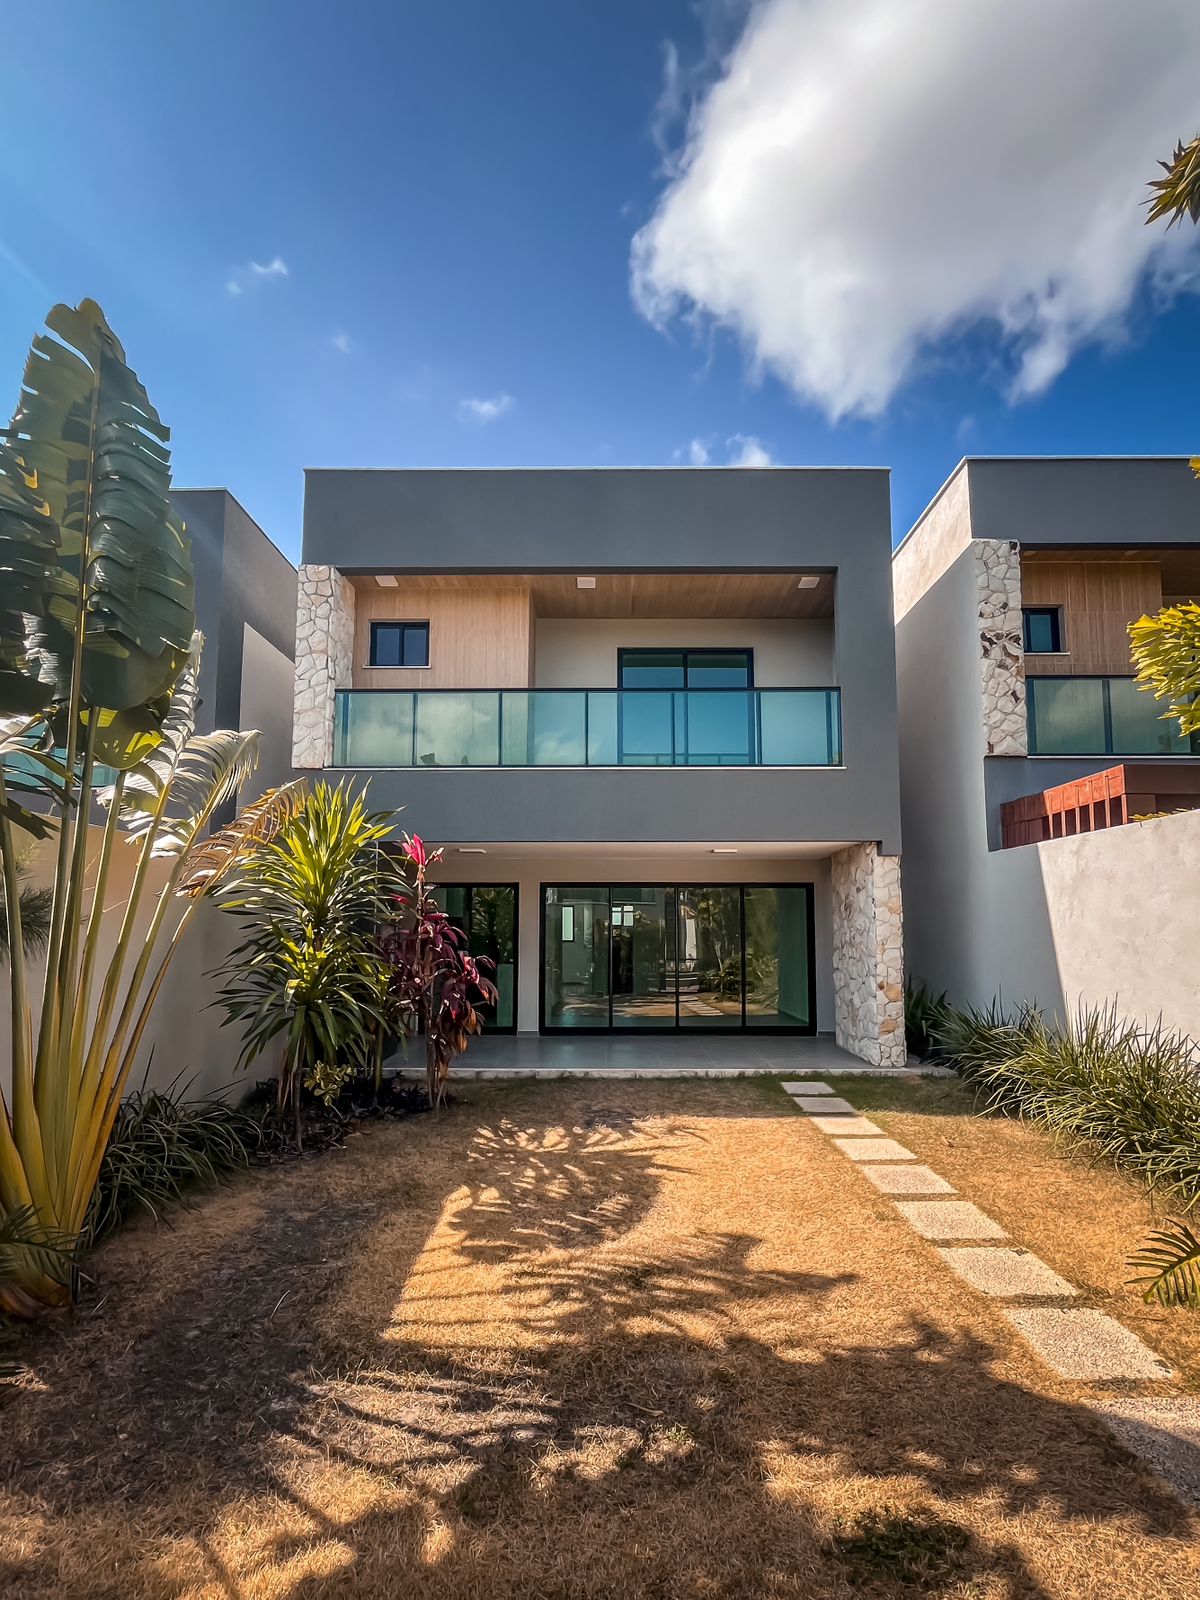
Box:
[832,1136,916,1162]
[779,1077,1195,1497]
[811,1114,883,1137]
[860,1163,955,1195]
[938,1246,1076,1298]
[1003,1309,1173,1383]
[791,1095,858,1115]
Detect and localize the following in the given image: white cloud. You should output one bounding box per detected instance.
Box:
[632,0,1200,419]
[726,433,773,467]
[331,330,353,354]
[674,432,774,465]
[226,256,290,296]
[458,392,515,423]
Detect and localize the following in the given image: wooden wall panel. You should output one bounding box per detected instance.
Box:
[352,584,534,689]
[1020,559,1162,676]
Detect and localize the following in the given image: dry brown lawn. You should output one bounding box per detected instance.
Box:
[1,1076,1198,1599]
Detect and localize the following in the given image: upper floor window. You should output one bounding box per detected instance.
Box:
[1021,607,1063,654]
[369,620,429,668]
[618,648,754,688]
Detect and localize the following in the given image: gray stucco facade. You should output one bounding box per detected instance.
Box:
[172,489,298,794]
[299,467,903,853]
[294,466,907,1056]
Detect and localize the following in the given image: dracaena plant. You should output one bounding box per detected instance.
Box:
[0,301,300,1311]
[379,834,496,1108]
[209,781,402,1144]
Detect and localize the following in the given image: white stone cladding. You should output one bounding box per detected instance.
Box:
[975,538,1026,757]
[292,564,356,768]
[831,843,906,1067]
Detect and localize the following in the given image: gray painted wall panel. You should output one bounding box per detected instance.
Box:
[963,457,1200,547]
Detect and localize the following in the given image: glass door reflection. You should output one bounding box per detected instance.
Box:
[676,887,742,1027]
[610,887,677,1028]
[542,888,610,1028]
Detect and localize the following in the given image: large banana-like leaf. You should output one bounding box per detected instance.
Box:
[97,633,261,854]
[0,714,69,840]
[0,300,194,732]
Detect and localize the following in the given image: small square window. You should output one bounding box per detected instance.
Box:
[1022,607,1062,654]
[369,621,429,668]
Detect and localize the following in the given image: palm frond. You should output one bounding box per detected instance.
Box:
[1129,1220,1200,1309]
[1147,136,1200,228]
[177,780,306,898]
[0,862,53,961]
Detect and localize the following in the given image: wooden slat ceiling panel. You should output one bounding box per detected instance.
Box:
[350,571,835,618]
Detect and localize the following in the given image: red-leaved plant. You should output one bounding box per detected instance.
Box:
[379,834,497,1106]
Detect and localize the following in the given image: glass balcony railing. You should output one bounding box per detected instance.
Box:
[333,687,842,768]
[1026,676,1198,757]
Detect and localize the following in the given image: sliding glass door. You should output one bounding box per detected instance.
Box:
[542,883,814,1033]
[432,884,518,1031]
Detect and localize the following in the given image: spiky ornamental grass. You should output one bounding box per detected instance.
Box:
[934,1002,1200,1306]
[85,1083,261,1244]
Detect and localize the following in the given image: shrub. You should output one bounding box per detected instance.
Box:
[934,1000,1200,1307]
[211,781,403,1144]
[86,1084,260,1242]
[903,978,949,1060]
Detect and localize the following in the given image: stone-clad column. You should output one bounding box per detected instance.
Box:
[975,538,1026,756]
[292,564,356,768]
[831,843,906,1067]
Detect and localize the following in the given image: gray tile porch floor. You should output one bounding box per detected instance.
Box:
[394,1032,934,1076]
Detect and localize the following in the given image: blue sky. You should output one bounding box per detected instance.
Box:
[3,0,1200,562]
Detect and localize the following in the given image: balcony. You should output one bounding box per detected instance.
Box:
[333,687,842,768]
[1026,676,1198,757]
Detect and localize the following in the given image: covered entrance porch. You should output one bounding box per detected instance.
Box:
[423,839,907,1068]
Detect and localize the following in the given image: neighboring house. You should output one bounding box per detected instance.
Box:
[894,455,1200,1038]
[172,489,299,795]
[292,467,906,1065]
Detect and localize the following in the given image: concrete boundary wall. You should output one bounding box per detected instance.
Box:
[929,810,1200,1044]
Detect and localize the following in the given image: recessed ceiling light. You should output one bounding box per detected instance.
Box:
[457,846,487,854]
[796,575,820,589]
[711,846,738,855]
[376,574,398,587]
[576,576,596,589]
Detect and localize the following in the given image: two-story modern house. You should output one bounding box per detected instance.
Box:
[894,456,1200,1019]
[292,467,906,1066]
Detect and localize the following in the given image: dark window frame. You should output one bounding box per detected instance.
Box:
[1021,606,1064,655]
[617,647,755,689]
[538,881,815,1036]
[368,620,430,669]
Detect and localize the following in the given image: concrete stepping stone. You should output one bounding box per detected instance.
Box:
[832,1137,915,1162]
[860,1164,954,1195]
[1004,1308,1172,1382]
[811,1114,882,1136]
[1089,1399,1200,1507]
[780,1081,833,1094]
[937,1246,1076,1298]
[791,1095,858,1115]
[895,1201,1006,1241]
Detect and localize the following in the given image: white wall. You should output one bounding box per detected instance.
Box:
[978,812,1200,1040]
[0,825,247,1109]
[533,619,835,688]
[430,851,835,1033]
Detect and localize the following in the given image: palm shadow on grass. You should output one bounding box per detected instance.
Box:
[1,1084,1196,1599]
